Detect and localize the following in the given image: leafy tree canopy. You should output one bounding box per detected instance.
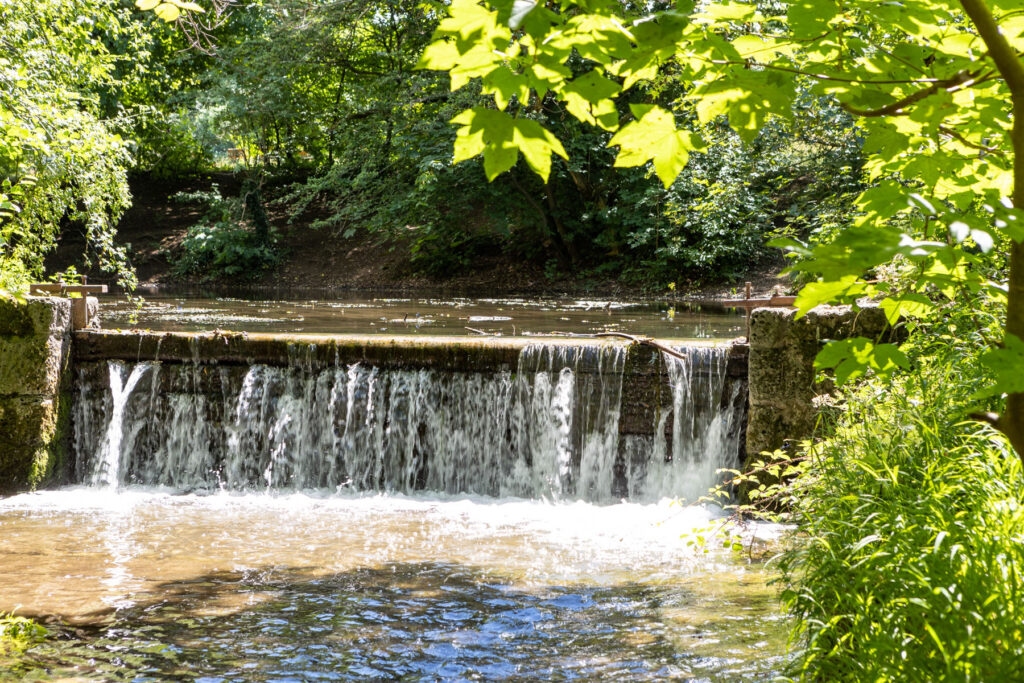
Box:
[0,0,142,293]
[418,0,1024,453]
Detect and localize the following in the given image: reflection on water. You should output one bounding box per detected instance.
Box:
[98,293,744,339]
[0,491,789,681]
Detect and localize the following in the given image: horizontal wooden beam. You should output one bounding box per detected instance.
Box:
[720,295,797,309]
[29,283,108,295]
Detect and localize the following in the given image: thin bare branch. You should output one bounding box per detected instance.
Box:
[939,125,1005,156]
[841,69,988,117]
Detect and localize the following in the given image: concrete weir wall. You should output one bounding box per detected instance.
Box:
[0,296,74,492]
[1,298,885,494]
[72,329,750,444]
[69,330,749,498]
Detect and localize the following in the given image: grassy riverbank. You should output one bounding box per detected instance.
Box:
[760,299,1024,680]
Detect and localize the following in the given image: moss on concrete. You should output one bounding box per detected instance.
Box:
[745,304,890,469]
[0,397,60,493]
[0,298,71,396]
[0,297,73,493]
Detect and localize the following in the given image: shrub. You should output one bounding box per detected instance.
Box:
[170,184,280,280]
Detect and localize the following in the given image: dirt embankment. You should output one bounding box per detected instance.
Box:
[48,173,788,300]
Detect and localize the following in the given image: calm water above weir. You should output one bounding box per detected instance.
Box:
[97,292,745,339]
[0,491,789,681]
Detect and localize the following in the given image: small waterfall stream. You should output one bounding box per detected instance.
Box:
[73,342,743,503]
[86,362,151,488]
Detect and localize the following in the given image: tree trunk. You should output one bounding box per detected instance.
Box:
[1003,102,1024,458]
[544,177,580,270]
[959,0,1024,460]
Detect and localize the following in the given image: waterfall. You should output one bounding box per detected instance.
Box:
[86,361,151,488]
[625,351,745,502]
[72,342,743,503]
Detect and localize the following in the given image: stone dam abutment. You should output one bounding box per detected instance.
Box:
[1,296,888,499]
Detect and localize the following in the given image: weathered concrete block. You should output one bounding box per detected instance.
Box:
[745,304,890,465]
[745,405,785,459]
[0,333,67,396]
[0,296,73,493]
[0,295,71,338]
[0,396,66,493]
[797,304,888,343]
[748,308,791,349]
[747,345,815,404]
[86,296,99,328]
[0,297,72,396]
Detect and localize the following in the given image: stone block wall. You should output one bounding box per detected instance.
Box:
[0,296,73,493]
[746,305,889,464]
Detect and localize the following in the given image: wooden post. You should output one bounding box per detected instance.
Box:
[71,298,89,330]
[28,283,108,330]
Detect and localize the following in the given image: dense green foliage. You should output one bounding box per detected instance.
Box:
[420,0,1024,444]
[122,0,863,282]
[0,0,141,293]
[170,184,280,278]
[0,0,868,286]
[773,301,1022,681]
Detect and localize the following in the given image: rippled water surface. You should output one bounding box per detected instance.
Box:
[98,293,744,339]
[0,491,789,681]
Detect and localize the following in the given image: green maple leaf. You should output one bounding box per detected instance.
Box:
[607,105,702,188]
[451,108,566,182]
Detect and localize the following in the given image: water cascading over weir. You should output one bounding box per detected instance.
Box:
[70,332,748,503]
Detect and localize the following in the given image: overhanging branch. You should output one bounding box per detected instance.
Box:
[840,69,988,118]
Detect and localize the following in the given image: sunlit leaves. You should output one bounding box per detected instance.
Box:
[521,58,571,100]
[788,224,905,281]
[978,334,1024,396]
[880,294,934,325]
[438,0,503,41]
[482,66,530,110]
[418,35,506,91]
[787,0,839,39]
[1,0,136,292]
[693,70,795,141]
[134,0,204,23]
[547,14,634,63]
[694,1,757,25]
[561,70,622,130]
[815,337,910,385]
[793,275,867,314]
[451,107,567,181]
[608,105,702,188]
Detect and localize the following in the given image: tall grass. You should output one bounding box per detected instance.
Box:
[777,307,1024,681]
